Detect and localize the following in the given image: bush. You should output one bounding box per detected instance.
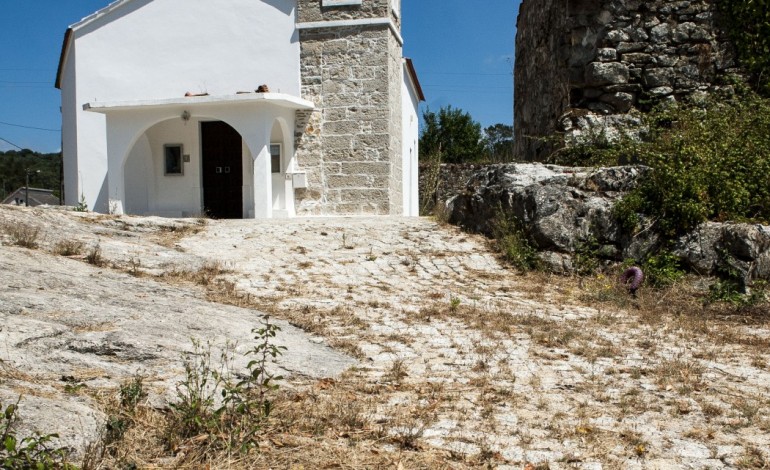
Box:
[641,252,685,288]
[718,1,770,95]
[53,240,84,257]
[1,398,76,469]
[167,317,286,455]
[490,209,540,272]
[2,223,41,249]
[616,91,770,236]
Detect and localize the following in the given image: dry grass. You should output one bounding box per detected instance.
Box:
[1,221,41,249]
[52,239,85,256]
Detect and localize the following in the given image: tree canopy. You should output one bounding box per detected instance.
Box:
[0,150,62,200]
[419,106,487,163]
[483,123,514,163]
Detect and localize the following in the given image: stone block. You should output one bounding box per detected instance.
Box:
[585,62,630,86]
[340,162,389,176]
[650,23,672,43]
[643,67,675,87]
[597,48,618,62]
[599,92,635,112]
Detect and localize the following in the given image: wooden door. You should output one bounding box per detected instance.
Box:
[201,121,243,219]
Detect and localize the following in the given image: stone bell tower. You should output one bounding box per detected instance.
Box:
[295,0,405,215]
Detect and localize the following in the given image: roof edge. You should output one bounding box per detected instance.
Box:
[404,58,425,102]
[55,28,73,90]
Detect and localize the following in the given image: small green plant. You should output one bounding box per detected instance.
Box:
[573,237,601,275]
[73,194,88,212]
[53,240,84,257]
[1,397,76,469]
[490,209,540,272]
[340,233,355,249]
[641,251,685,288]
[119,375,146,411]
[167,316,286,455]
[449,296,461,313]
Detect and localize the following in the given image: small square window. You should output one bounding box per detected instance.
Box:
[270,144,282,174]
[164,144,184,176]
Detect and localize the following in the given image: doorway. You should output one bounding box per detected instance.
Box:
[201,121,243,219]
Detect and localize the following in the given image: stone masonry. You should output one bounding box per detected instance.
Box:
[295,0,403,215]
[514,0,740,161]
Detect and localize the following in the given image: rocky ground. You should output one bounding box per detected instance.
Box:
[1,205,769,468]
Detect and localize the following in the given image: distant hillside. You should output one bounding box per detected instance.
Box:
[0,150,62,200]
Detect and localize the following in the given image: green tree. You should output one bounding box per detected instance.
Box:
[419,105,486,163]
[483,123,514,162]
[0,150,62,200]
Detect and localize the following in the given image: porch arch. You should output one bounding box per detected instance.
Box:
[85,93,314,217]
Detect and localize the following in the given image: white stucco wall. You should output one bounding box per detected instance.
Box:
[60,49,80,207]
[63,0,301,212]
[401,66,420,217]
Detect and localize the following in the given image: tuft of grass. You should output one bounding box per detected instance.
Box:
[86,243,106,266]
[53,239,84,256]
[2,222,41,249]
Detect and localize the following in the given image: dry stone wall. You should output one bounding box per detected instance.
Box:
[295,0,403,215]
[514,0,739,161]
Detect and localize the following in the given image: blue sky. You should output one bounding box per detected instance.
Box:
[0,0,520,153]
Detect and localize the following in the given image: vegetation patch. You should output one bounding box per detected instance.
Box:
[717,1,770,96]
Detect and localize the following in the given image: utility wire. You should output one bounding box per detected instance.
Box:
[0,120,60,132]
[0,137,23,150]
[0,80,50,84]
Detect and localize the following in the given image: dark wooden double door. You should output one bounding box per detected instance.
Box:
[201,121,243,219]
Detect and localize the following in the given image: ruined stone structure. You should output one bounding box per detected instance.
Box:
[296,0,407,215]
[514,0,739,161]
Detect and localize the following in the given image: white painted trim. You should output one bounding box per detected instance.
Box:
[297,18,404,45]
[322,0,362,6]
[84,93,315,113]
[71,0,134,30]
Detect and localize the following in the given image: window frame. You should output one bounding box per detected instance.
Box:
[164,144,184,176]
[270,143,282,174]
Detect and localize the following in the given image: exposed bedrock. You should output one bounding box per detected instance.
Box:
[447,163,770,285]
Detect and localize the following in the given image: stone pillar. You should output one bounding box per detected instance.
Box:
[295,0,404,216]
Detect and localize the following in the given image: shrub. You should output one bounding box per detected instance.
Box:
[490,209,540,272]
[717,2,770,95]
[641,252,686,288]
[167,317,286,455]
[617,91,770,236]
[1,397,76,469]
[85,244,105,267]
[53,240,84,257]
[3,223,41,249]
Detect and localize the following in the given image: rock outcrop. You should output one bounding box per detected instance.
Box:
[448,163,770,285]
[514,0,740,161]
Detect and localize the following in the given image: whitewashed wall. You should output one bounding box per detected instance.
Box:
[401,66,420,217]
[62,0,301,211]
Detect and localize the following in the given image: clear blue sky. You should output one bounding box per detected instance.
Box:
[0,0,520,153]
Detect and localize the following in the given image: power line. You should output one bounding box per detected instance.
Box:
[0,120,61,132]
[0,137,23,150]
[0,80,50,84]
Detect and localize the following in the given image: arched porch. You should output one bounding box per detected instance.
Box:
[84,93,313,218]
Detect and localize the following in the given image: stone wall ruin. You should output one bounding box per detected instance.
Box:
[513,0,740,161]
